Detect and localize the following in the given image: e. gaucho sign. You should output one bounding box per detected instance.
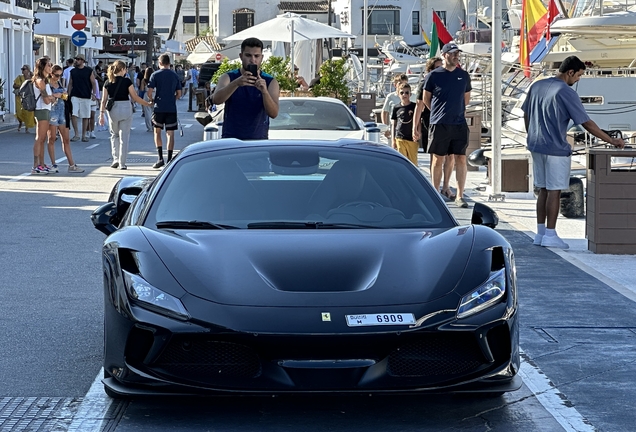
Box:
[103,34,161,52]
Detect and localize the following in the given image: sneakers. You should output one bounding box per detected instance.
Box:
[110,162,119,169]
[541,235,569,249]
[49,164,59,173]
[31,166,48,175]
[533,234,544,245]
[120,165,127,170]
[152,159,165,169]
[455,197,468,208]
[90,131,97,139]
[68,164,85,173]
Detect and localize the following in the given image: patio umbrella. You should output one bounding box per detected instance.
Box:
[93,53,130,62]
[224,13,355,80]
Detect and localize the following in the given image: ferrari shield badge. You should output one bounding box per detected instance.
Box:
[321,312,331,321]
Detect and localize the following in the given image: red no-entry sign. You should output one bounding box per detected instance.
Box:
[71,14,87,31]
[215,53,222,61]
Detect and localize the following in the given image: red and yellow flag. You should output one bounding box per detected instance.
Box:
[520,0,548,76]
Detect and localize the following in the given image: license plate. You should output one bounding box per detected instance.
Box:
[346,313,416,327]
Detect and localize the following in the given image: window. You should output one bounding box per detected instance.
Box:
[365,9,400,35]
[234,9,255,34]
[412,11,420,35]
[183,16,209,34]
[437,11,447,27]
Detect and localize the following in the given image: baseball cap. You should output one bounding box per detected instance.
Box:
[441,43,461,54]
[75,53,86,61]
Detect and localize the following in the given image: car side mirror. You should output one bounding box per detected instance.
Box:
[471,202,499,228]
[91,202,118,235]
[116,186,143,221]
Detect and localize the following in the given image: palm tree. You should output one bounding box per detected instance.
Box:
[168,0,184,40]
[145,0,154,66]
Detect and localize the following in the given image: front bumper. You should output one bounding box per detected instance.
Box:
[104,300,520,396]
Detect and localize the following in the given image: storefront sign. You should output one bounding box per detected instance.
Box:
[103,33,161,52]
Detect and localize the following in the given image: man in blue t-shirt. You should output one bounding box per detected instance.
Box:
[213,37,280,140]
[423,43,472,208]
[522,55,624,249]
[147,54,182,168]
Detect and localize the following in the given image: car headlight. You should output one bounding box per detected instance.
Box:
[457,268,506,319]
[123,271,190,321]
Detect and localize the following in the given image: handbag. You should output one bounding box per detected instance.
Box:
[105,77,124,111]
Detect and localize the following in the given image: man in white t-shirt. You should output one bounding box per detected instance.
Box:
[62,58,75,89]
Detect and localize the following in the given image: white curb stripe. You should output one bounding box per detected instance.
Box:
[67,368,113,432]
[8,173,31,182]
[520,353,595,431]
[85,144,99,149]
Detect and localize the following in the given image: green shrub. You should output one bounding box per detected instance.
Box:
[261,56,296,91]
[211,58,241,84]
[311,58,350,104]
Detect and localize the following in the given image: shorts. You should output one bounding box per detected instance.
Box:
[395,138,419,165]
[90,99,97,112]
[428,123,469,156]
[49,112,66,127]
[71,97,92,118]
[531,151,571,191]
[34,109,51,122]
[152,111,178,131]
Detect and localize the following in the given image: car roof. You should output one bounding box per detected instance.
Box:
[180,139,395,158]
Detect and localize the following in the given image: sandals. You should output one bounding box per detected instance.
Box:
[441,189,457,200]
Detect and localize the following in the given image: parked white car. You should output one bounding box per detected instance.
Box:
[201,97,384,143]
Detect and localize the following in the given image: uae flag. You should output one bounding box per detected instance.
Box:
[429,11,454,58]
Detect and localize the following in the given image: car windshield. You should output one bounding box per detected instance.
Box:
[270,99,361,131]
[145,146,453,229]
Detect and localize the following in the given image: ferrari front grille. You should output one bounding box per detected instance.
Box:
[387,333,484,377]
[154,338,262,379]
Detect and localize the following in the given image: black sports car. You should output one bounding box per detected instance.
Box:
[91,139,520,397]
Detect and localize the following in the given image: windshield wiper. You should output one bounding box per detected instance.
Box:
[156,220,239,230]
[247,221,380,229]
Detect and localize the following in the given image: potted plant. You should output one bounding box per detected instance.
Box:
[260,56,296,94]
[310,58,350,104]
[210,58,241,84]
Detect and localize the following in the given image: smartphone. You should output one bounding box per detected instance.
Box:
[246,64,258,77]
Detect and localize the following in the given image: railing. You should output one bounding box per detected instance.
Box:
[15,0,32,9]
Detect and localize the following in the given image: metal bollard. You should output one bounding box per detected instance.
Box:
[364,122,378,128]
[203,124,219,141]
[365,127,381,143]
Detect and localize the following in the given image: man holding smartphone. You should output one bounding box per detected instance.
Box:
[213,37,280,139]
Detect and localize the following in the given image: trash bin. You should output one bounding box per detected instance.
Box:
[586,147,636,253]
[560,177,585,218]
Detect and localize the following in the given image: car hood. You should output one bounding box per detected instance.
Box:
[269,129,365,140]
[142,227,475,307]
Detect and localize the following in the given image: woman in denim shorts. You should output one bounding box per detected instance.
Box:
[47,65,84,173]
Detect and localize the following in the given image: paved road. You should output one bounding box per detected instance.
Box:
[0,101,634,431]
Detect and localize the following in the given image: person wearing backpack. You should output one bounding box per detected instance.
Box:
[31,57,63,175]
[13,65,35,133]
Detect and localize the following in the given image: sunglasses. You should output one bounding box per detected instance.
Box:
[75,58,83,61]
[53,73,62,78]
[400,91,410,95]
[21,68,27,71]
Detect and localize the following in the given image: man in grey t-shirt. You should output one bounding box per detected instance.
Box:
[521,55,624,249]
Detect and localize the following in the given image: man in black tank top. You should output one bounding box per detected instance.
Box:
[213,38,280,140]
[68,53,98,142]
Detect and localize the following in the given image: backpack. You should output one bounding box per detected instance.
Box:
[18,80,40,112]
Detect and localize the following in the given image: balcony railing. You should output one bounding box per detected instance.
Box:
[15,0,32,9]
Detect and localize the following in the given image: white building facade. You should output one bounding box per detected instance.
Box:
[333,0,466,50]
[1,0,37,114]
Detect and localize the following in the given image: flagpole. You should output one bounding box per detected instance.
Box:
[491,0,503,198]
[363,0,368,92]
